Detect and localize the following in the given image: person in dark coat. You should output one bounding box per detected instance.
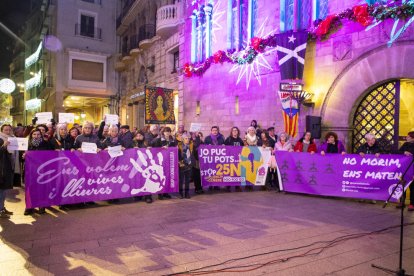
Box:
[73,121,102,150]
[145,125,159,145]
[178,133,195,199]
[0,135,14,219]
[132,131,153,204]
[204,126,224,191]
[50,124,74,150]
[204,126,225,145]
[356,133,382,157]
[23,129,52,215]
[151,127,176,200]
[102,125,123,149]
[119,125,134,149]
[192,132,204,194]
[224,127,244,146]
[398,131,414,211]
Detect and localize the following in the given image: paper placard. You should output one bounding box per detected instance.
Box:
[189,123,202,132]
[59,113,75,124]
[81,142,98,154]
[108,145,123,158]
[7,137,28,151]
[105,114,119,125]
[36,112,53,124]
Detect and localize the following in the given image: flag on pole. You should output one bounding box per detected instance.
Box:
[275,30,309,80]
[279,90,299,137]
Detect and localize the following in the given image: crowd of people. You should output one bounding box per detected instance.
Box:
[0,117,413,219]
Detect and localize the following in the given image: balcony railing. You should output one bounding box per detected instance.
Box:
[156,3,181,36]
[138,24,156,43]
[116,0,136,29]
[75,24,102,40]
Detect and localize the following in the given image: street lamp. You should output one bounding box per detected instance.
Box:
[0,78,16,94]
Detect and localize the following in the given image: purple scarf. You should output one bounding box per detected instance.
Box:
[211,134,218,145]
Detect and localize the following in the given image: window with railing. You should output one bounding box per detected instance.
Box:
[75,13,102,39]
[172,51,179,73]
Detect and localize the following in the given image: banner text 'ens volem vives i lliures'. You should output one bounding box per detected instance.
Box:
[25,148,179,208]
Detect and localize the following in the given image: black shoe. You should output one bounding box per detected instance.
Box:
[145,197,153,204]
[226,187,231,192]
[235,187,242,192]
[213,186,220,191]
[38,208,46,214]
[185,193,191,199]
[179,193,184,199]
[134,196,143,202]
[0,210,10,219]
[2,208,13,215]
[24,208,34,216]
[208,186,213,191]
[158,194,164,200]
[163,193,172,199]
[59,205,69,211]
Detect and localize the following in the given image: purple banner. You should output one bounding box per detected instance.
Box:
[199,146,271,186]
[25,148,179,208]
[276,152,413,201]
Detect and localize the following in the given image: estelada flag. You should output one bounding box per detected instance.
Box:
[279,90,299,137]
[275,30,308,81]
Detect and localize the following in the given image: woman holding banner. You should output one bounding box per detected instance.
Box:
[152,127,176,200]
[178,133,195,199]
[319,132,346,155]
[23,129,52,215]
[244,126,258,146]
[132,131,153,204]
[294,132,317,154]
[0,125,14,219]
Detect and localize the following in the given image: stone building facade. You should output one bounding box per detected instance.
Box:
[116,0,185,130]
[181,0,414,152]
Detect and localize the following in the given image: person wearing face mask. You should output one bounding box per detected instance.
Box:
[50,124,74,150]
[319,132,346,155]
[294,131,317,154]
[151,127,176,200]
[23,129,52,215]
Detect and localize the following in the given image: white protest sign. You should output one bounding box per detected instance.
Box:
[108,145,123,158]
[189,123,202,132]
[105,114,119,125]
[36,112,53,124]
[59,113,75,124]
[81,142,98,154]
[7,137,28,151]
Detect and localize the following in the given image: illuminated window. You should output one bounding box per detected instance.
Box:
[227,0,257,50]
[280,0,329,32]
[235,96,239,114]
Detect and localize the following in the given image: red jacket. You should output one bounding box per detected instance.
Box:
[294,141,317,153]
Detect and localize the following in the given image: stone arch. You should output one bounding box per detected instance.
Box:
[320,40,414,130]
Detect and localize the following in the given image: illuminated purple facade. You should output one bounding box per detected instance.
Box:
[181,0,414,151]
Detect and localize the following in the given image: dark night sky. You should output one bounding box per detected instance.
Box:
[0,0,32,77]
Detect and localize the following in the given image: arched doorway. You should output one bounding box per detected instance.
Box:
[352,80,400,153]
[351,79,414,153]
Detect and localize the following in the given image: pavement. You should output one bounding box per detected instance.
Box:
[1,187,414,276]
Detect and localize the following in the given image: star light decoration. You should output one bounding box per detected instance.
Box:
[229,18,278,90]
[211,0,225,43]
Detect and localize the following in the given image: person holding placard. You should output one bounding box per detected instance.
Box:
[0,124,22,187]
[193,132,204,194]
[23,129,52,215]
[0,126,14,219]
[225,127,244,192]
[73,121,102,151]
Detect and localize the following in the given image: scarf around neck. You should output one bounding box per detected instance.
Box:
[246,133,258,145]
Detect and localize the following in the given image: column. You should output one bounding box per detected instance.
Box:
[204,4,213,59]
